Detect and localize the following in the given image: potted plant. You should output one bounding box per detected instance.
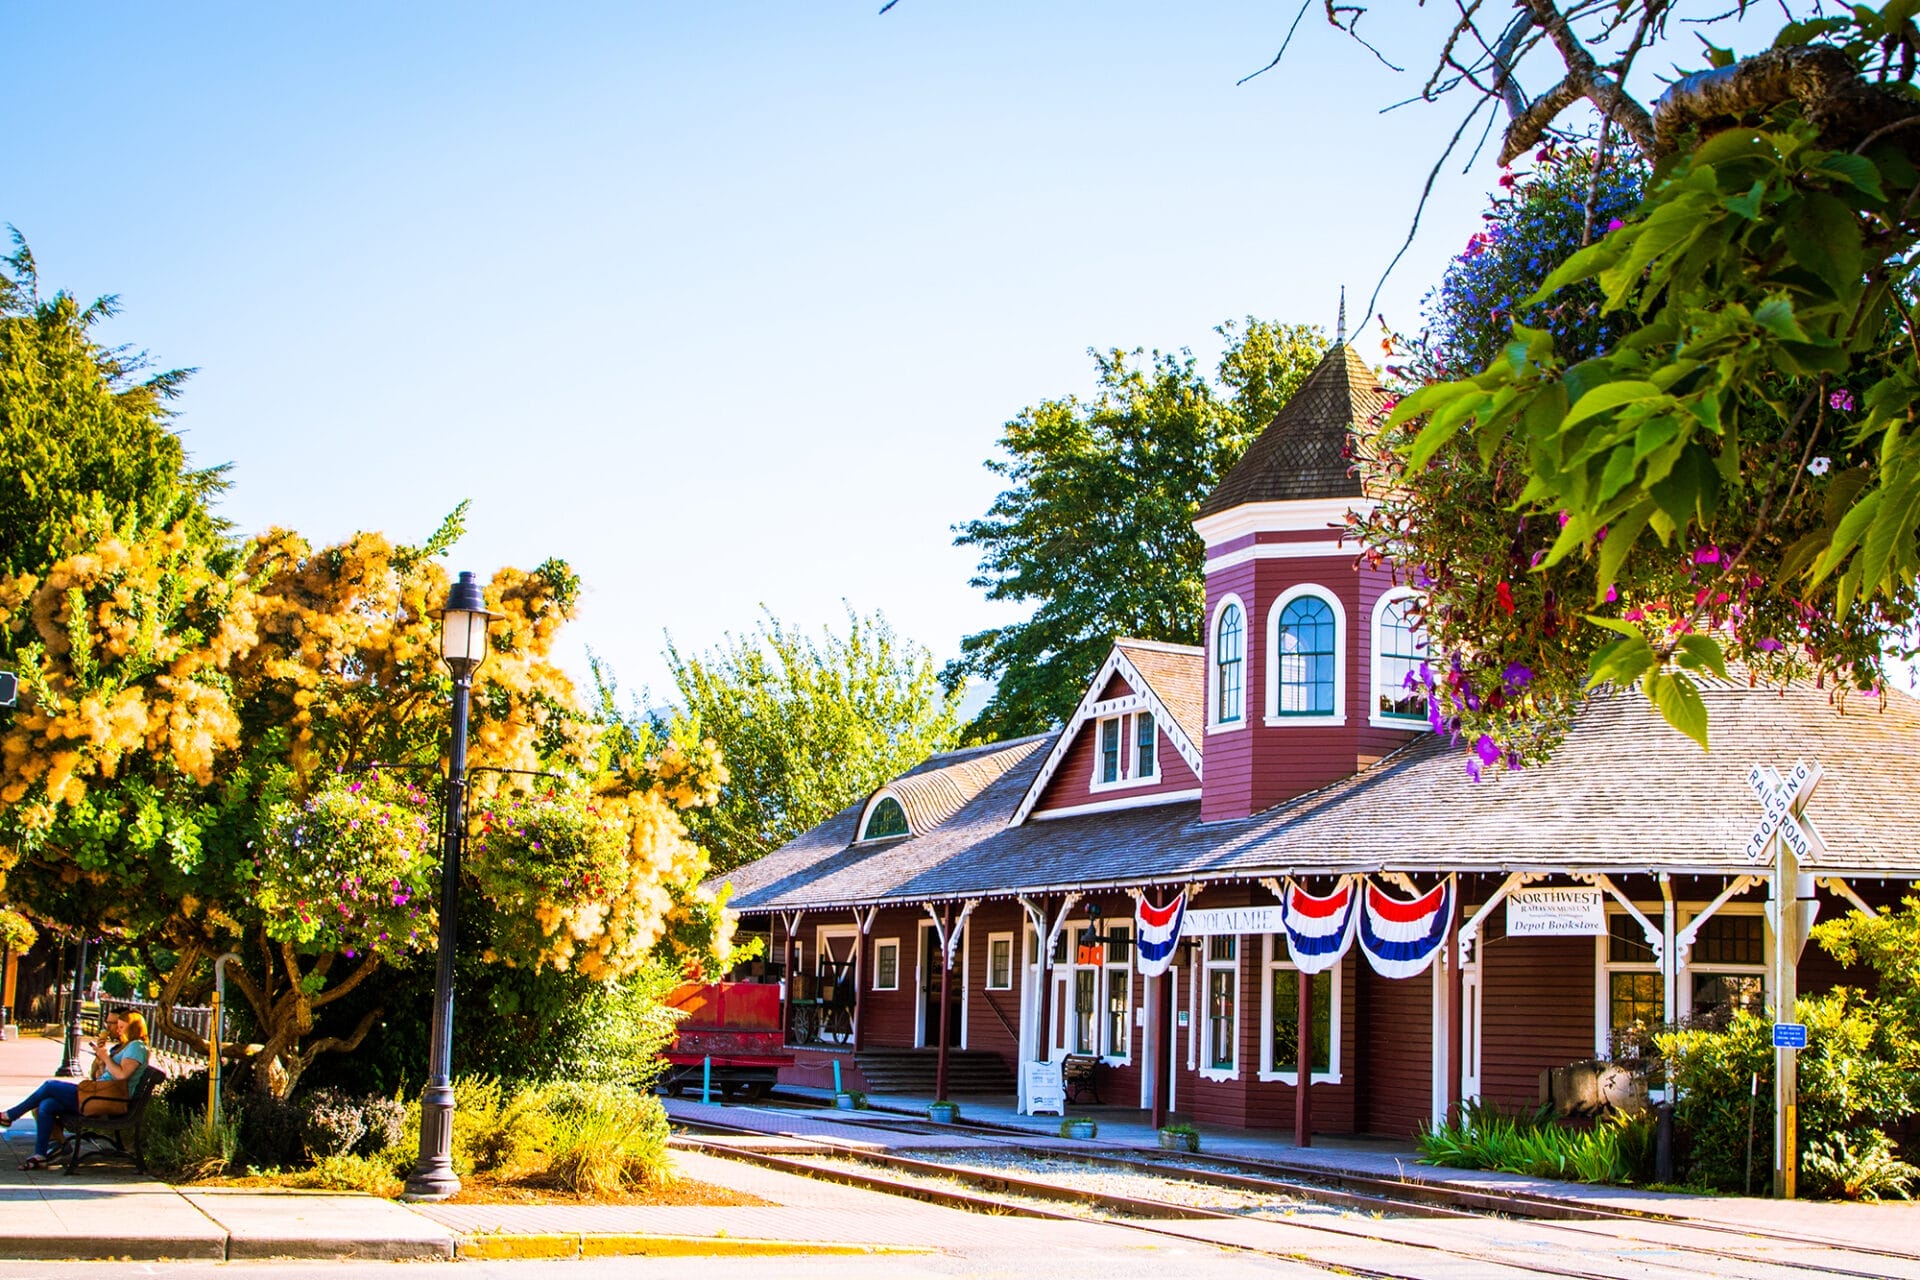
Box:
[1061,1116,1097,1140]
[927,1099,960,1124]
[1159,1121,1200,1152]
[835,1090,866,1111]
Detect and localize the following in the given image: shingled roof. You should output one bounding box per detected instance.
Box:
[884,736,1052,834]
[1197,344,1389,516]
[722,680,1920,912]
[1113,639,1203,745]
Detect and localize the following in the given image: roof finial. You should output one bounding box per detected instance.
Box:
[1335,286,1347,346]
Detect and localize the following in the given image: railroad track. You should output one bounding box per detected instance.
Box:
[673,1112,1920,1280]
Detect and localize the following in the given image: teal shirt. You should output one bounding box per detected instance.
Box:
[111,1041,149,1095]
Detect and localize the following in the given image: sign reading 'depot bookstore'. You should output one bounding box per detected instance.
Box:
[1505,887,1606,937]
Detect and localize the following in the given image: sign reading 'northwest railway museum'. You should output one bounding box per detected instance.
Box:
[1505,887,1606,937]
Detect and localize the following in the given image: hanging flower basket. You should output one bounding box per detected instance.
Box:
[258,774,439,958]
[467,789,630,972]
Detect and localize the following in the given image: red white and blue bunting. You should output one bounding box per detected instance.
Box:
[1280,876,1358,974]
[1133,891,1186,978]
[1356,876,1455,979]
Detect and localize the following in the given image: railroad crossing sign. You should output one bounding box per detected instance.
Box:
[1743,760,1824,864]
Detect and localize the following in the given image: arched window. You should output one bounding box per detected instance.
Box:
[1214,602,1245,724]
[1276,596,1336,716]
[860,795,909,841]
[1374,594,1429,722]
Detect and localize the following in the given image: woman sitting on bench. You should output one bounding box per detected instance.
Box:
[2,1008,150,1170]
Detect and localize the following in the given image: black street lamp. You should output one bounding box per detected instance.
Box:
[58,936,88,1078]
[403,571,498,1202]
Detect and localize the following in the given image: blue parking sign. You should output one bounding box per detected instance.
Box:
[1773,1022,1808,1048]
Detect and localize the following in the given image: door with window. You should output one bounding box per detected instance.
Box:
[920,926,963,1048]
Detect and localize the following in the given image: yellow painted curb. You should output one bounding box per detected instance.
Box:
[457,1234,580,1261]
[458,1232,924,1260]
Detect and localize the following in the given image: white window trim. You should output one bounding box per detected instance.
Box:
[1102,923,1134,1066]
[871,937,900,992]
[1593,905,1662,1058]
[1677,902,1770,1022]
[1199,936,1241,1081]
[854,790,911,843]
[1207,593,1250,733]
[1257,935,1343,1085]
[986,931,1015,991]
[1369,586,1431,731]
[1088,711,1161,793]
[1049,919,1134,1064]
[1264,584,1346,727]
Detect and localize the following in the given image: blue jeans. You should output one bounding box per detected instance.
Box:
[6,1079,80,1158]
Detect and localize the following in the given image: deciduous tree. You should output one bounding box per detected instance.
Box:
[948,319,1327,739]
[662,607,958,871]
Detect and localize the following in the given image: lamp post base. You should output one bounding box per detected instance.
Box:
[401,1085,461,1202]
[61,1026,89,1078]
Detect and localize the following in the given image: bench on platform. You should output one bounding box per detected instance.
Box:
[64,1066,167,1175]
[1061,1053,1101,1104]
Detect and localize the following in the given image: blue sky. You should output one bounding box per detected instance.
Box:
[7,2,1565,704]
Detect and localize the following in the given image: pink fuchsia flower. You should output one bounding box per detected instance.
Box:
[1606,218,1624,232]
[1604,585,1618,603]
[1829,389,1855,412]
[1557,509,1571,528]
[1692,546,1721,565]
[1755,637,1784,651]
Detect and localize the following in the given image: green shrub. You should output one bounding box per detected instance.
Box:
[356,1092,408,1158]
[537,1082,672,1195]
[1658,990,1920,1193]
[1418,1099,1653,1185]
[1801,1131,1918,1203]
[236,1092,306,1171]
[284,1152,404,1197]
[144,1099,238,1181]
[299,1088,368,1158]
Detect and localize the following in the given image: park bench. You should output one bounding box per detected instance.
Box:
[1061,1053,1101,1104]
[64,1065,168,1175]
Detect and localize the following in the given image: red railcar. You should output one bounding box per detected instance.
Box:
[659,981,792,1100]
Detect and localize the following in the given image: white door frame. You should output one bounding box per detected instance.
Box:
[914,918,970,1050]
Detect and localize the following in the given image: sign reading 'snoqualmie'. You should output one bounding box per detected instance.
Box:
[1505,887,1605,937]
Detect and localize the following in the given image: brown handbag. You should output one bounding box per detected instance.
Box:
[77,1077,129,1117]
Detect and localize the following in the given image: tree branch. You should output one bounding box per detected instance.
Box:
[309,952,381,1008]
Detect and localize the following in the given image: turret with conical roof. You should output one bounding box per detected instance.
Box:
[1191,342,1420,822]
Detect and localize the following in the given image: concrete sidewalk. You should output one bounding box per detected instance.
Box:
[0,1033,1001,1262]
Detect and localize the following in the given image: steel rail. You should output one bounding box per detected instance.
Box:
[673,1114,1917,1280]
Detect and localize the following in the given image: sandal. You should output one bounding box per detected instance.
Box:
[17,1155,49,1171]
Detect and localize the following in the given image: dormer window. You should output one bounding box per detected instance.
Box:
[858,794,909,842]
[1276,596,1336,716]
[1091,710,1158,790]
[1372,591,1430,726]
[1213,601,1245,726]
[1099,717,1122,784]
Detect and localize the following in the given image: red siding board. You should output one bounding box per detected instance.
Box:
[1477,930,1596,1111]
